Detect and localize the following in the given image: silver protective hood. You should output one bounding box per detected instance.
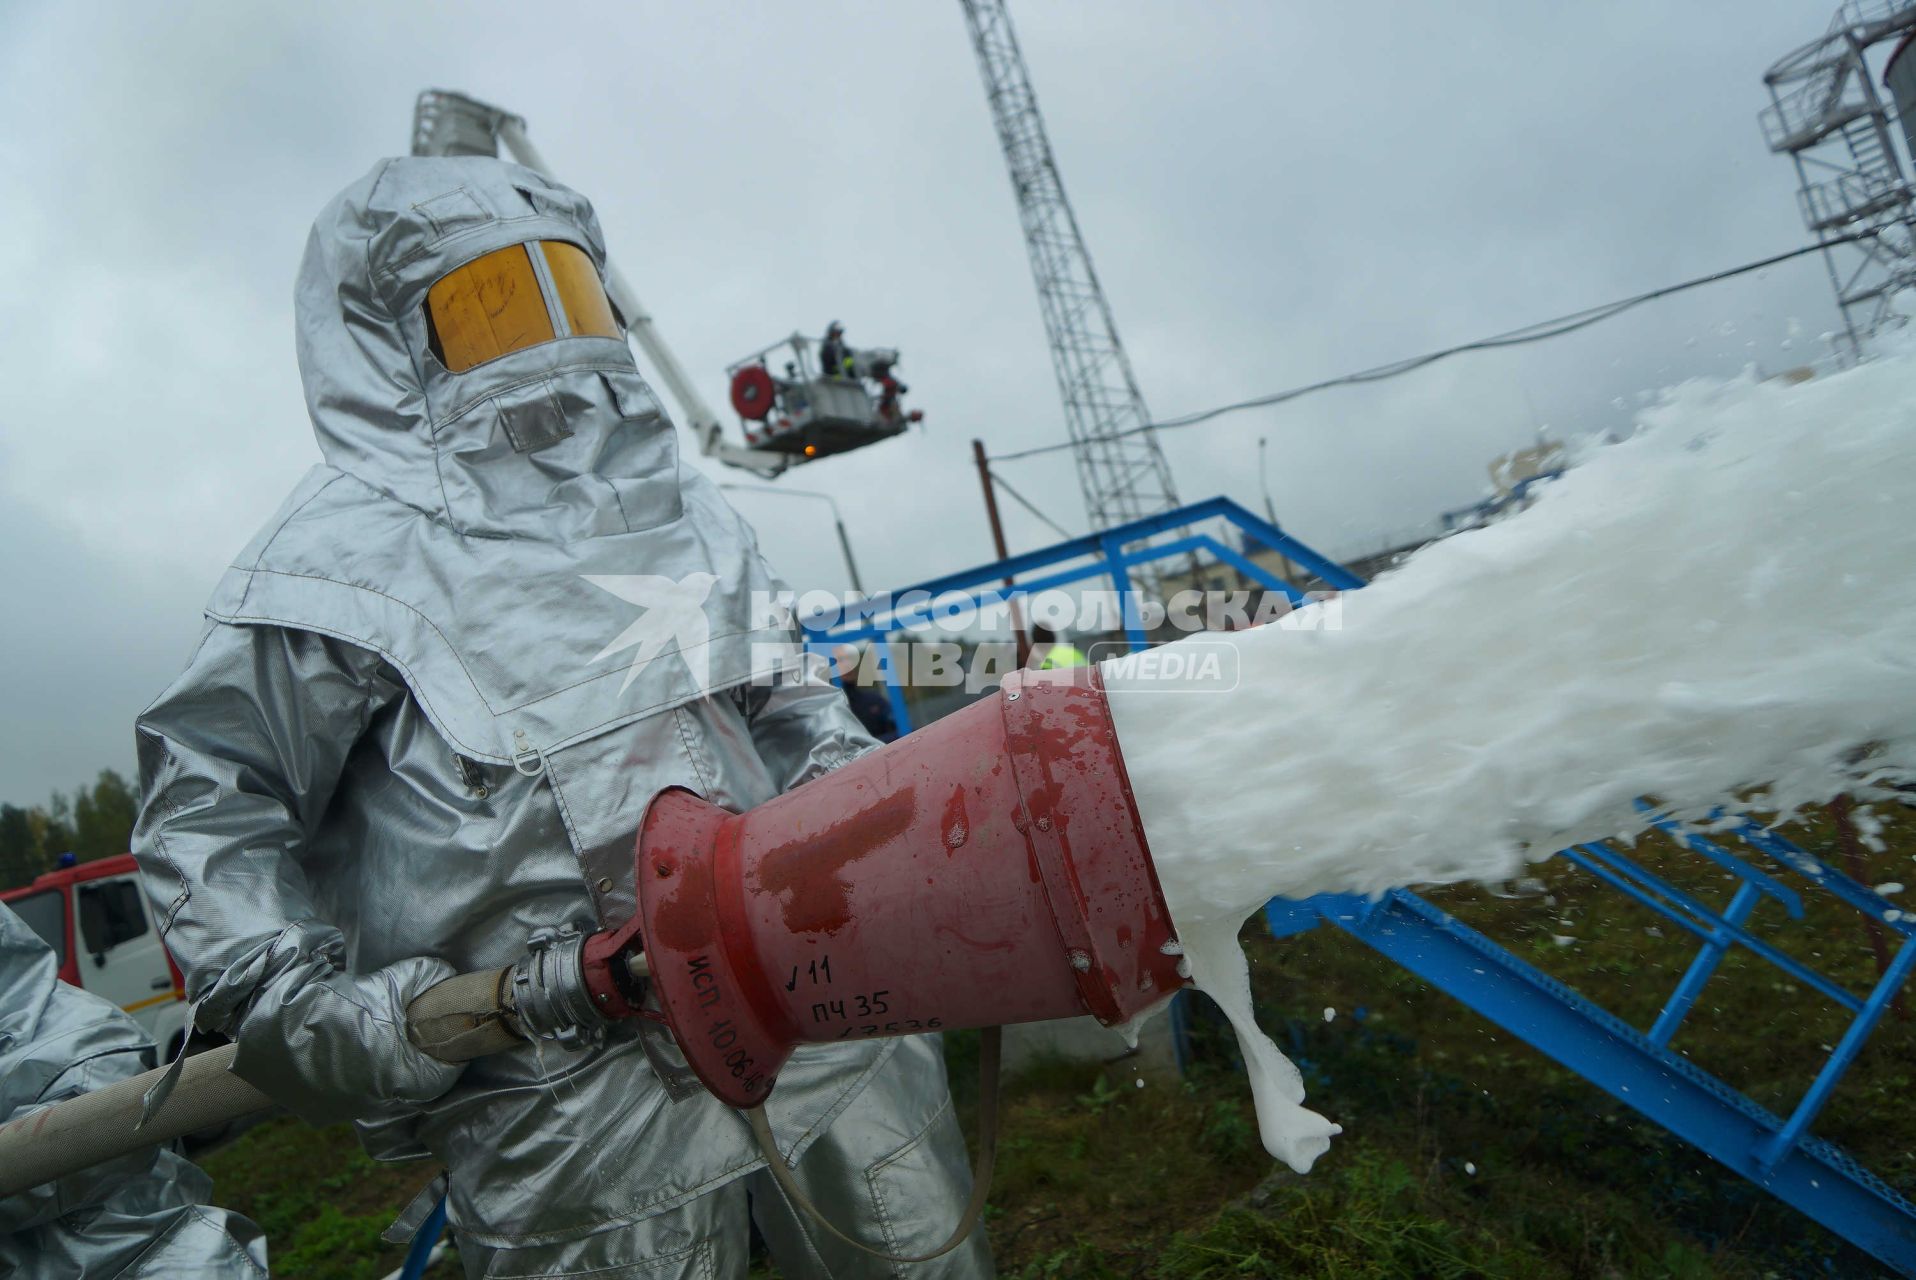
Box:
[206,157,804,907]
[296,153,666,540]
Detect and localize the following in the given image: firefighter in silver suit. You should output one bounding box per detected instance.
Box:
[0,902,267,1277]
[132,156,990,1277]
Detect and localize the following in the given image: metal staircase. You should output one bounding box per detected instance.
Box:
[1762,0,1916,354]
[1270,817,1916,1278]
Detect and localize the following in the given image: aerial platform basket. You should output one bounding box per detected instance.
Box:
[727,333,915,463]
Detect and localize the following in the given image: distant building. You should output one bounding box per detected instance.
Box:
[1442,441,1568,535]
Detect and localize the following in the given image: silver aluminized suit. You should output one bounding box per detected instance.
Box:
[0,902,267,1278]
[132,155,990,1276]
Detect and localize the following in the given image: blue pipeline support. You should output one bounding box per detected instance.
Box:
[1270,890,1916,1277]
[804,496,1360,735]
[1190,534,1307,604]
[1638,812,1805,917]
[1647,881,1762,1048]
[802,495,1364,635]
[1208,500,1366,591]
[398,1194,448,1280]
[1733,820,1916,940]
[1557,845,1859,1011]
[1098,532,1150,652]
[1758,934,1916,1174]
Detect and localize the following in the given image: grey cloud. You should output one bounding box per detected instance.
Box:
[0,0,1852,803]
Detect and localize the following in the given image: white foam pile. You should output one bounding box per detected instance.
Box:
[1103,345,1916,1174]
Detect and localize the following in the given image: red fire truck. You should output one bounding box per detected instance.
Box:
[3,854,192,1061]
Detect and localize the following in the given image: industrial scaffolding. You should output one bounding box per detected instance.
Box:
[1762,0,1916,355]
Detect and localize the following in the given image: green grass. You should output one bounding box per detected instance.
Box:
[198,801,1916,1278]
[195,1120,459,1280]
[977,801,1916,1279]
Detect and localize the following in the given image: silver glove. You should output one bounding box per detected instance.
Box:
[233,952,464,1125]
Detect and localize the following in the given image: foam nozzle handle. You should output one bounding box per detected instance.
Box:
[405,964,522,1062]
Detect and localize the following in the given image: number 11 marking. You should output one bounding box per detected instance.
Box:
[785,955,833,992]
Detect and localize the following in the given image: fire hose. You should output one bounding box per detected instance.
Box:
[0,668,1184,1259]
[0,960,575,1201]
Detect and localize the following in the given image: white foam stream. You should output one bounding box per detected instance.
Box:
[1105,346,1916,1172]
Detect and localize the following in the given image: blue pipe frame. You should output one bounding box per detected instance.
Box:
[805,496,1359,735]
[398,1194,447,1280]
[1266,879,1916,1276]
[802,494,1916,1276]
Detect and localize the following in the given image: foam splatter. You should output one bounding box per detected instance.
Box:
[1107,346,1916,1171]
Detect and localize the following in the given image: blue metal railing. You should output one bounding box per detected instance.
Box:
[397,1194,447,1279]
[802,494,1916,1277]
[804,496,1358,734]
[1267,877,1916,1276]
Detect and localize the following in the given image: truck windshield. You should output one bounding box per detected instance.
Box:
[9,891,67,968]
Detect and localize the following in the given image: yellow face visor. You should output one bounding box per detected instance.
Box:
[424,241,622,373]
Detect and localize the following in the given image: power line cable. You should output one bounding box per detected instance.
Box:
[990,232,1871,463]
[985,467,1076,539]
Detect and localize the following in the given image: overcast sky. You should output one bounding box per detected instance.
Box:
[0,1,1861,806]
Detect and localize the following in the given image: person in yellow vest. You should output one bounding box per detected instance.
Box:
[1030,625,1087,670]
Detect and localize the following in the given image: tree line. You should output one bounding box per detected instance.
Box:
[0,769,139,890]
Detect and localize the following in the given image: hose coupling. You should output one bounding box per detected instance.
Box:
[509,923,607,1050]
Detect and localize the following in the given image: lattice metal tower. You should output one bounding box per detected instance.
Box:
[1761,0,1916,357]
[961,0,1181,532]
